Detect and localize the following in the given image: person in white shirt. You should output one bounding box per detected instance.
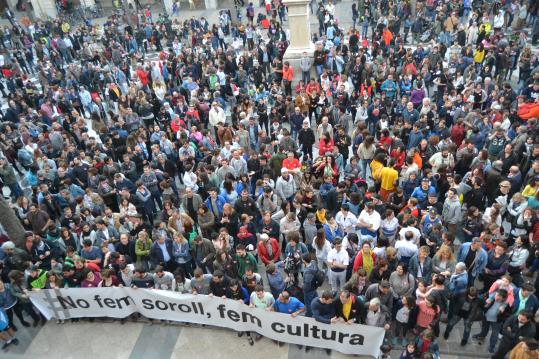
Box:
[182,165,198,192]
[335,203,358,235]
[398,218,421,244]
[357,202,381,245]
[395,232,419,264]
[326,238,349,293]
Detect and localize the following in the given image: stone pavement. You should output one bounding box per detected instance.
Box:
[0,319,489,359]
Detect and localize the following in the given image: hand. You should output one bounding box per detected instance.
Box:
[291,312,298,318]
[330,317,339,324]
[347,319,354,325]
[384,324,390,331]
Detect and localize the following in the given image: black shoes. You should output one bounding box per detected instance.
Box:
[460,339,467,346]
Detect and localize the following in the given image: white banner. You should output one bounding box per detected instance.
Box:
[29,288,384,357]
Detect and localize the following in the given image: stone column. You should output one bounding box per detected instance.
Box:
[204,0,218,10]
[283,0,314,59]
[282,0,314,84]
[80,0,96,6]
[30,0,57,18]
[163,0,174,14]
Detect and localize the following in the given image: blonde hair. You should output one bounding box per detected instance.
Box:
[435,244,455,261]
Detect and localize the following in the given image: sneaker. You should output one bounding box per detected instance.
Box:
[237,332,244,338]
[443,331,449,340]
[248,336,254,346]
[488,347,495,354]
[1,340,12,350]
[21,321,30,327]
[460,339,467,346]
[325,349,332,355]
[11,338,18,346]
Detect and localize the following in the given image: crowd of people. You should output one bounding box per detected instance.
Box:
[0,0,538,357]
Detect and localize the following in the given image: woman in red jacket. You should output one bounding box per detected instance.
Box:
[257,233,280,265]
[319,132,334,156]
[353,242,377,275]
[390,145,406,171]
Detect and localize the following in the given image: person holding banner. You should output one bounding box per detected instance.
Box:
[311,290,337,354]
[273,289,305,347]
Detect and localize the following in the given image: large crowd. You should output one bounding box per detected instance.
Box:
[0,0,538,357]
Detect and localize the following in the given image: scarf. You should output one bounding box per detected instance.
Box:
[316,209,327,224]
[362,249,374,276]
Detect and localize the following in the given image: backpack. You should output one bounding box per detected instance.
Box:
[312,268,325,289]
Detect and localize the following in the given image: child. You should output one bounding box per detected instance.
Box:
[398,342,416,359]
[394,295,415,346]
[415,329,439,358]
[416,279,427,304]
[379,343,392,359]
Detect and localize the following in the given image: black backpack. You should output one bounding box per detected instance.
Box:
[312,268,325,289]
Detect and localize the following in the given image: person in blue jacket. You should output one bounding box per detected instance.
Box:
[205,187,227,218]
[457,238,488,286]
[411,177,437,204]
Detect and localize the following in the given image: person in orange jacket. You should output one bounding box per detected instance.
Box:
[282,61,294,96]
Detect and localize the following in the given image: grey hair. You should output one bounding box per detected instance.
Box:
[455,262,467,272]
[369,297,381,307]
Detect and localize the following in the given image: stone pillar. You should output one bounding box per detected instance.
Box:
[163,0,174,14]
[282,0,314,84]
[80,0,96,6]
[30,0,57,18]
[204,0,218,10]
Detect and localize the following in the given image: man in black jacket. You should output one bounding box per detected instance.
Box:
[491,311,536,359]
[298,119,316,161]
[444,286,484,346]
[334,290,366,324]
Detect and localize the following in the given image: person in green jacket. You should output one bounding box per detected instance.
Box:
[135,231,152,271]
[234,244,258,278]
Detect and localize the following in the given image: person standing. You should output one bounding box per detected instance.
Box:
[327,238,349,295]
[442,188,462,238]
[311,290,336,354]
[491,311,537,359]
[302,253,319,318]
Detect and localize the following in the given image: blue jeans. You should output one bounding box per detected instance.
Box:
[359,159,372,179]
[445,315,473,341]
[477,320,502,351]
[304,290,318,317]
[302,70,310,84]
[7,183,23,199]
[315,64,324,77]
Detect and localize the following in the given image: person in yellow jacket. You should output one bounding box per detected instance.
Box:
[379,159,399,202]
[474,44,485,64]
[370,153,385,186]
